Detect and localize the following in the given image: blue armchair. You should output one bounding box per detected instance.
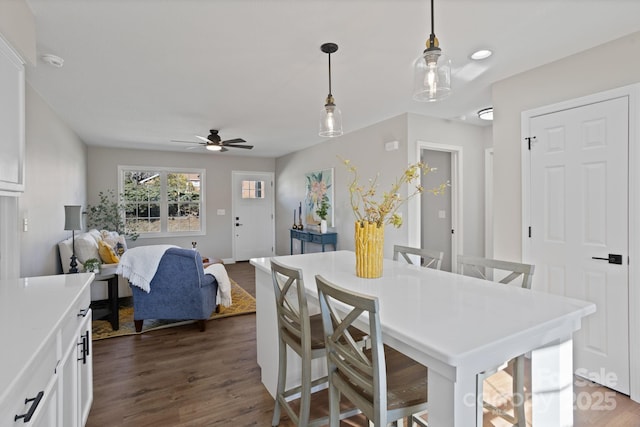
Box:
[130,248,218,332]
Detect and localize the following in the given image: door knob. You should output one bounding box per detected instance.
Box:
[235,223,243,226]
[592,254,623,265]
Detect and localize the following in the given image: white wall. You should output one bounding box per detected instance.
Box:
[275,113,489,259]
[87,146,275,261]
[492,30,640,261]
[19,84,88,277]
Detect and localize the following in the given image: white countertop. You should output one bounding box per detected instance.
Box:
[251,251,596,373]
[0,273,94,402]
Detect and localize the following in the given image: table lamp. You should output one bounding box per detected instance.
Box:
[64,205,83,273]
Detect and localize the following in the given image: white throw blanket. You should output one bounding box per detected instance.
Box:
[116,245,177,293]
[204,263,232,307]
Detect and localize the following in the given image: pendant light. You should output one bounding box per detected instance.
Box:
[412,0,451,102]
[319,42,343,137]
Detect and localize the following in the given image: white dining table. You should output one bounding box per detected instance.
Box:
[251,250,596,427]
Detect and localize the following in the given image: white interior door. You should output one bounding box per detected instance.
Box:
[232,171,275,261]
[527,96,630,393]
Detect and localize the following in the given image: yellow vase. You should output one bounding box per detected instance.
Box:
[354,221,384,278]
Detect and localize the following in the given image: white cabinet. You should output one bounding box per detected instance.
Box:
[0,34,26,195]
[0,273,94,426]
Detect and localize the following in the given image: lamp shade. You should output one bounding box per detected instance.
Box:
[412,49,451,102]
[64,205,83,231]
[319,101,343,137]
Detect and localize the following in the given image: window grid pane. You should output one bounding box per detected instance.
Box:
[121,169,203,235]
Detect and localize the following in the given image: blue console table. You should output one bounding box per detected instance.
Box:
[290,229,337,254]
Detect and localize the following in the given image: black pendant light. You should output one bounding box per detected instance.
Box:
[412,0,451,102]
[319,42,343,137]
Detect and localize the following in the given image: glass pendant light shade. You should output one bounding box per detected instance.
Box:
[412,48,451,102]
[319,95,343,137]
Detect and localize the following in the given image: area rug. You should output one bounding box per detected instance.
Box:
[92,279,256,340]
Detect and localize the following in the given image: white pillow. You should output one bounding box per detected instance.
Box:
[87,229,102,244]
[75,233,100,263]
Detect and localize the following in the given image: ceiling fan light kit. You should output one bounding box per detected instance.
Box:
[412,0,451,102]
[319,42,343,138]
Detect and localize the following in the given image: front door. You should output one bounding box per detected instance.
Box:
[232,171,275,261]
[526,96,629,393]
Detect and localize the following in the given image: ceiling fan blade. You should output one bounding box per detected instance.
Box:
[196,135,210,143]
[220,147,229,152]
[171,139,204,145]
[226,144,253,149]
[221,138,246,144]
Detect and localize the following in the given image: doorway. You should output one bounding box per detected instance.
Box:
[231,171,275,261]
[523,84,640,400]
[421,150,453,271]
[410,141,463,273]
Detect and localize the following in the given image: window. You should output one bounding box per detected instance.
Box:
[242,180,264,199]
[119,166,205,237]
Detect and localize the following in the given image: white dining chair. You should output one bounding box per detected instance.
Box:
[315,274,428,427]
[393,244,444,270]
[457,255,535,427]
[270,259,361,426]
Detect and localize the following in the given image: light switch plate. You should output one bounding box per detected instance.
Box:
[217,209,226,215]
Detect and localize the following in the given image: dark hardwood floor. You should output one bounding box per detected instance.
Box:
[87,261,640,426]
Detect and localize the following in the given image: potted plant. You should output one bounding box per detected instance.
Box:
[86,189,139,240]
[316,196,330,233]
[83,258,101,273]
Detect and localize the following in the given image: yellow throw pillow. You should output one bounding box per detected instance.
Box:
[98,240,120,264]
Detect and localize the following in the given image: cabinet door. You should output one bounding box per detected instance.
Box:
[0,36,25,194]
[77,311,93,425]
[10,374,59,427]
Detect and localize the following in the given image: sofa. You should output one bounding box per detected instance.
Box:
[128,247,219,332]
[58,229,131,300]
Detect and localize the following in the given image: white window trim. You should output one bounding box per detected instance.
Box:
[118,165,206,239]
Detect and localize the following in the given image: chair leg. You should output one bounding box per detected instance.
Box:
[134,319,143,332]
[512,356,526,427]
[298,349,312,426]
[197,319,206,332]
[272,339,287,427]
[328,379,340,427]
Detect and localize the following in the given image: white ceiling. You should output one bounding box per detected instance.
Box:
[24,0,640,158]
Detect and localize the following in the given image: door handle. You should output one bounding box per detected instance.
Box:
[592,254,623,265]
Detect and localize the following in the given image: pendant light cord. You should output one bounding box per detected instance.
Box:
[327,52,332,96]
[430,0,435,37]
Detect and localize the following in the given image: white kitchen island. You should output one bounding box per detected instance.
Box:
[0,273,94,426]
[251,250,596,427]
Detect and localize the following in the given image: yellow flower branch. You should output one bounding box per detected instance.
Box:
[342,157,447,228]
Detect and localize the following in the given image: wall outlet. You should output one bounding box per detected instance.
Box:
[438,210,447,219]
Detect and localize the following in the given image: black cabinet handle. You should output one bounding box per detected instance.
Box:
[14,391,44,422]
[77,331,89,364]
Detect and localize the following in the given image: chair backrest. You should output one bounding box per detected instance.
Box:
[457,255,535,289]
[271,259,311,356]
[393,244,444,270]
[315,274,387,424]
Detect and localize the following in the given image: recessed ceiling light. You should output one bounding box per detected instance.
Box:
[478,107,493,121]
[470,49,493,60]
[41,54,64,68]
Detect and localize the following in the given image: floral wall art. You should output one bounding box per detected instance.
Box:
[304,168,334,226]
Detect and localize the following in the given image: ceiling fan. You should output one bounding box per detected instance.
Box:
[172,129,253,152]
